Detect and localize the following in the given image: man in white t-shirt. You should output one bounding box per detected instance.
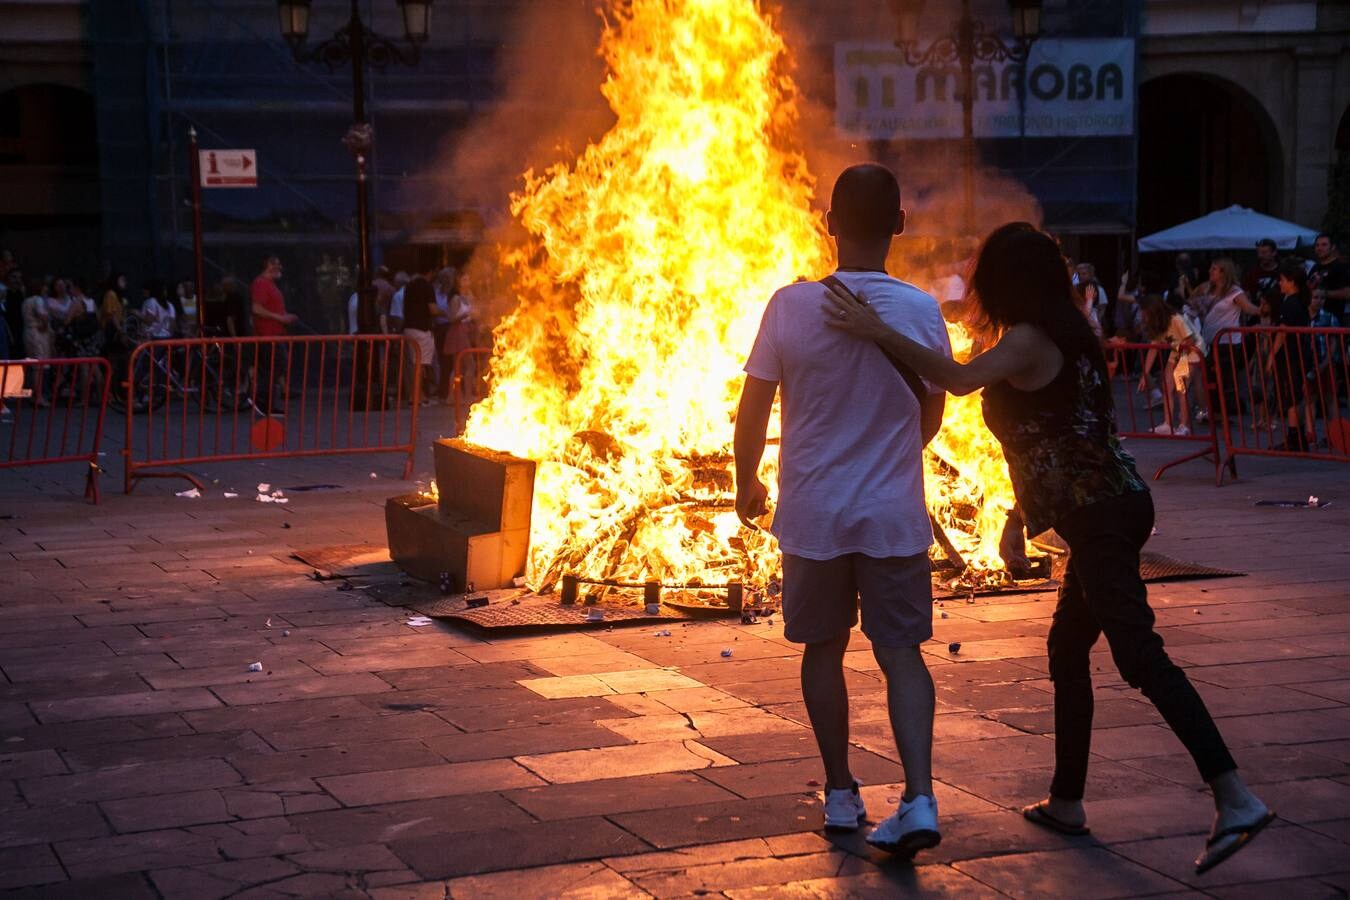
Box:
[735,164,951,858]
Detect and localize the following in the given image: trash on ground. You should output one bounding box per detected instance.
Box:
[282,629,291,637]
[247,662,263,672]
[175,488,201,499]
[406,615,433,627]
[264,618,272,628]
[1254,498,1331,508]
[940,611,949,618]
[740,613,758,625]
[806,779,821,787]
[370,472,378,479]
[223,492,238,499]
[654,629,672,637]
[257,483,270,493]
[256,492,288,504]
[465,596,489,609]
[720,648,733,658]
[948,642,961,654]
[585,608,605,622]
[281,522,291,529]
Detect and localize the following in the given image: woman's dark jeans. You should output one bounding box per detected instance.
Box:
[1047,490,1237,801]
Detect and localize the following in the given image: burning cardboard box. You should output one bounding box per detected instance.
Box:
[385,438,534,590]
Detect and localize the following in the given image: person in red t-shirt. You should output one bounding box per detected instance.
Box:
[250,256,298,414]
[250,256,297,336]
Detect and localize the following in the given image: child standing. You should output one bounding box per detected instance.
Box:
[1139,293,1204,436]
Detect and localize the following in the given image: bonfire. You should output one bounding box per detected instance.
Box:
[460,0,1017,599]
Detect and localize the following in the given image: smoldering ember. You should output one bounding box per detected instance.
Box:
[1,1,1348,898]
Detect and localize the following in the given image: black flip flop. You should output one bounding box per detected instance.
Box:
[1194,810,1276,875]
[1022,801,1091,836]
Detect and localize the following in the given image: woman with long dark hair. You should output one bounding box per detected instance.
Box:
[823,222,1273,875]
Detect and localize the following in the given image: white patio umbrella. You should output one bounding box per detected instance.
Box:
[1137,205,1318,252]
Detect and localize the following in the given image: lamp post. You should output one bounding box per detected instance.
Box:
[278,0,432,325]
[890,0,1041,234]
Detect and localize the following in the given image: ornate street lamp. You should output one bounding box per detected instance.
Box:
[889,0,1042,233]
[278,0,433,328]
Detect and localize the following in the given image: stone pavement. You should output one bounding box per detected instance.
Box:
[1,428,1349,898]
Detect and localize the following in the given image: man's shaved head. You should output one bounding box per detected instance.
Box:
[830,164,902,242]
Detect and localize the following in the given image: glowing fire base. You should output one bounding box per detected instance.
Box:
[384,439,534,591]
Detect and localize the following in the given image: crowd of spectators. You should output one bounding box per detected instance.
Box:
[348,264,478,405]
[1081,233,1348,450]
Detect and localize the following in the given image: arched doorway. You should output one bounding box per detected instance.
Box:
[1326,104,1350,243]
[0,83,102,276]
[1136,73,1281,237]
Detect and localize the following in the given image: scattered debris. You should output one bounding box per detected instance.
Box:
[247,662,263,672]
[282,629,291,637]
[465,596,489,609]
[720,648,734,658]
[406,615,433,627]
[1254,498,1331,509]
[257,483,271,493]
[739,613,757,625]
[807,779,821,787]
[370,472,378,479]
[223,492,239,499]
[585,608,605,622]
[947,642,962,654]
[264,618,272,628]
[654,629,672,637]
[175,488,201,499]
[281,522,291,529]
[940,611,949,619]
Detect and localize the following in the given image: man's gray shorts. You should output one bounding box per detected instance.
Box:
[781,552,933,648]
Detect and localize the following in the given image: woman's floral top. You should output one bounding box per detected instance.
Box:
[982,351,1148,537]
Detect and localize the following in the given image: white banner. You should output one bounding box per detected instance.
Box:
[835,39,1135,140]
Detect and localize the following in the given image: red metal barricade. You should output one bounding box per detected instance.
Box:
[122,335,421,493]
[450,347,493,425]
[1211,325,1350,470]
[1104,340,1229,484]
[1,357,111,503]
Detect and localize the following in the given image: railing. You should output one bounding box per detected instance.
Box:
[0,357,111,503]
[1210,325,1349,470]
[450,347,493,426]
[1104,339,1228,485]
[121,335,421,493]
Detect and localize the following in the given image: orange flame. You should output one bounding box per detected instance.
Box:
[461,0,1016,594]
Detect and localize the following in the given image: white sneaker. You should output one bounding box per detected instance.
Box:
[866,793,941,857]
[822,780,866,832]
[1153,422,1174,435]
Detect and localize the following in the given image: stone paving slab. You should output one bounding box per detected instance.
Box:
[1,441,1349,895]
